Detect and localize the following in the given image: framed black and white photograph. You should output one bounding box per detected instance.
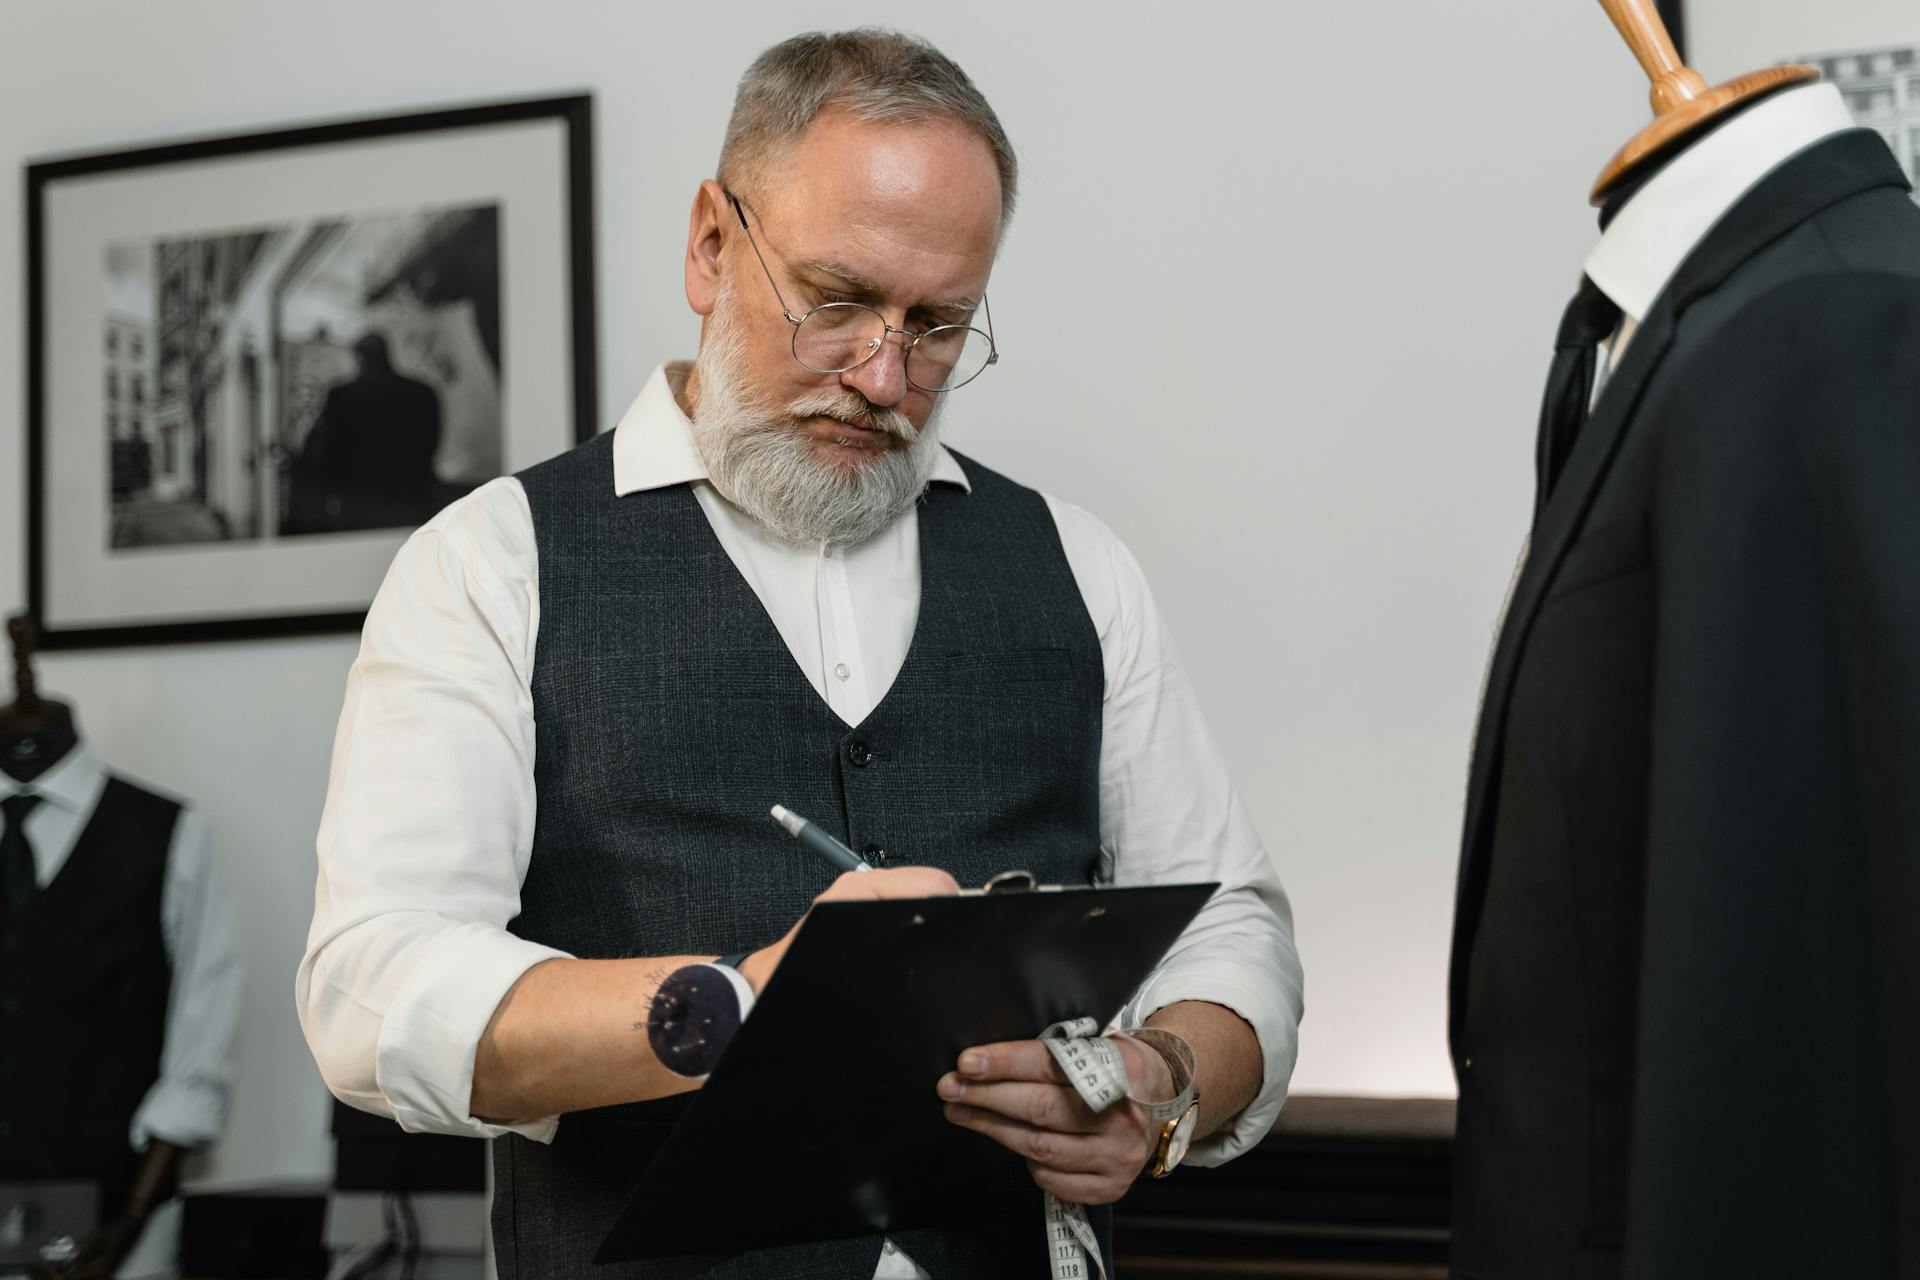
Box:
[28,94,596,648]
[1672,0,1920,195]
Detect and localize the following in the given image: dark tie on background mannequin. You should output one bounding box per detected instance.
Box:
[1534,277,1624,524]
[1,791,41,918]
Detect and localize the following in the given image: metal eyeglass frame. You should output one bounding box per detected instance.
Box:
[724,190,998,393]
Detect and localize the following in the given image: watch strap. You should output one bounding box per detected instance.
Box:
[1123,1027,1197,1126]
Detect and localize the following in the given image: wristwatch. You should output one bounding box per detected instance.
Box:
[1124,1027,1199,1178]
[645,955,756,1079]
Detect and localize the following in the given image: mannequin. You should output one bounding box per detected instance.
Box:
[1448,3,1920,1277]
[1,616,78,783]
[1589,0,1815,203]
[0,615,193,1280]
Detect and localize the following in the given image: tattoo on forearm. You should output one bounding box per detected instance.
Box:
[631,966,676,1031]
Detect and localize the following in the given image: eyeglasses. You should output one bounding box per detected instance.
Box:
[725,191,999,393]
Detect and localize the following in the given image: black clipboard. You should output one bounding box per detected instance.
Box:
[596,880,1218,1263]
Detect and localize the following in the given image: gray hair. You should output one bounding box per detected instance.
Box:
[719,28,1017,229]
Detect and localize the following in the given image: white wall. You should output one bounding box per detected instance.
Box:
[1687,0,1917,71]
[0,0,1663,1187]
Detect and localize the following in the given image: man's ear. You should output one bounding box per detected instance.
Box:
[684,179,732,318]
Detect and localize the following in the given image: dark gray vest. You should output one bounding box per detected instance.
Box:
[0,775,176,1219]
[499,432,1107,1279]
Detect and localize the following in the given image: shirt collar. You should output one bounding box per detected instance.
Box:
[610,362,971,497]
[0,741,107,816]
[1585,82,1856,323]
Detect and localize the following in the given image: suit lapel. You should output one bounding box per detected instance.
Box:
[1448,128,1913,1043]
[1448,301,1679,1032]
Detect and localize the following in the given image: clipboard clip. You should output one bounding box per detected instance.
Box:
[982,869,1037,895]
[958,870,1097,896]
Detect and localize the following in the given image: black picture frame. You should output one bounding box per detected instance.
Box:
[26,94,597,649]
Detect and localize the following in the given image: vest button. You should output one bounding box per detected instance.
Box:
[0,931,16,951]
[0,997,18,1015]
[846,741,874,768]
[863,844,888,867]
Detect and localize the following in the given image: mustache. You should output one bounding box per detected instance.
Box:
[785,392,917,441]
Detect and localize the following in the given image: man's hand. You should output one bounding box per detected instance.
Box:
[937,1036,1171,1205]
[738,866,960,993]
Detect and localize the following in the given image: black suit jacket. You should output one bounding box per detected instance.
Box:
[1450,130,1920,1280]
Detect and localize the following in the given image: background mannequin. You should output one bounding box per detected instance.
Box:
[0,618,77,786]
[0,616,242,1280]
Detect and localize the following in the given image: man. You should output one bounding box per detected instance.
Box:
[1450,83,1920,1277]
[299,29,1301,1278]
[302,330,442,532]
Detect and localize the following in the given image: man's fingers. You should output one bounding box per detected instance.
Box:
[937,1076,1102,1132]
[817,865,960,903]
[942,1103,1111,1171]
[954,1039,1070,1084]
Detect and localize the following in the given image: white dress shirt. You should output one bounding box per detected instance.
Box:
[299,361,1304,1271]
[0,745,244,1277]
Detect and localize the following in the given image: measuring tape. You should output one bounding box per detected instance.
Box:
[1038,1016,1132,1280]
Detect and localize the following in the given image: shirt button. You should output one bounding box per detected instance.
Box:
[863,844,888,867]
[834,662,851,682]
[883,1241,896,1256]
[847,741,873,768]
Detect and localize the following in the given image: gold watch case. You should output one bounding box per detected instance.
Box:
[1149,1100,1200,1178]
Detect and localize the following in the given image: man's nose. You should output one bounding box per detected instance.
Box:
[841,327,910,408]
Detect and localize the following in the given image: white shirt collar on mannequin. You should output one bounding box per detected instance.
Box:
[0,739,105,815]
[1585,82,1858,325]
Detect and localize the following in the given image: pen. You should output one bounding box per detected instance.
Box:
[770,804,873,874]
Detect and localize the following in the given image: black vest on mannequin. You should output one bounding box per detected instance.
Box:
[0,772,177,1219]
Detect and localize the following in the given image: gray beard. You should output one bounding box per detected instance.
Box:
[687,294,946,548]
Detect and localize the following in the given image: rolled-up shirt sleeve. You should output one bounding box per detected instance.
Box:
[131,807,243,1151]
[296,477,570,1142]
[1048,496,1305,1166]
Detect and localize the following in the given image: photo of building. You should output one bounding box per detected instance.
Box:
[104,202,502,550]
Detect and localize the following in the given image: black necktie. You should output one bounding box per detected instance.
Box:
[1535,277,1624,523]
[1,793,42,919]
